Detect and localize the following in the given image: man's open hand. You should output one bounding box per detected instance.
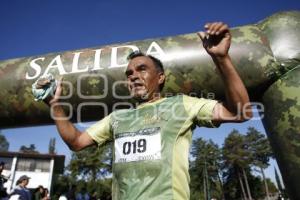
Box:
[197,22,231,58]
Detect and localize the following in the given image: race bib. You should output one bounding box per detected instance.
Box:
[114,127,161,163]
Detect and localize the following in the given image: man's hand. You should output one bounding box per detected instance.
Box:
[44,77,63,106]
[197,22,231,58]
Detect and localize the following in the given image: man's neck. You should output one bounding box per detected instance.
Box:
[137,92,163,105]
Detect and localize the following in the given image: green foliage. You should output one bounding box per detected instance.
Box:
[52,143,113,199]
[266,178,278,194]
[190,127,276,200]
[68,143,112,181]
[19,144,39,154]
[245,127,273,169]
[48,138,56,154]
[222,166,246,200]
[0,132,9,151]
[223,129,251,168]
[190,138,223,200]
[51,174,70,198]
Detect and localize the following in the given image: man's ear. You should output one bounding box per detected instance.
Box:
[158,73,165,85]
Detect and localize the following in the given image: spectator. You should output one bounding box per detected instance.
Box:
[42,188,50,200]
[34,185,44,200]
[9,175,31,200]
[0,162,8,198]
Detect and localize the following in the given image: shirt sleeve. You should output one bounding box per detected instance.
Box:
[86,114,113,146]
[183,95,219,128]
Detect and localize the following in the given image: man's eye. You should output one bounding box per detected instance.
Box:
[126,72,132,77]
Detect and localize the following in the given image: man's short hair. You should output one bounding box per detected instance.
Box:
[127,50,165,91]
[127,51,164,73]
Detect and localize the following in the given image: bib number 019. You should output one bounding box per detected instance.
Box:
[115,128,161,163]
[123,139,146,155]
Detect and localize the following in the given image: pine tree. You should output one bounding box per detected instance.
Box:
[246,127,273,200]
[223,129,251,200]
[48,138,56,154]
[190,138,223,200]
[68,143,112,181]
[0,132,9,151]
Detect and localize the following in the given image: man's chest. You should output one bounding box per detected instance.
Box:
[111,107,188,164]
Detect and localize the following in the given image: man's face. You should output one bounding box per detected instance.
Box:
[126,56,164,102]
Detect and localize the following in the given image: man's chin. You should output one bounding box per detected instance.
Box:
[132,92,149,102]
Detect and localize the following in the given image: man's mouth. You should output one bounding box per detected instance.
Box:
[131,82,144,89]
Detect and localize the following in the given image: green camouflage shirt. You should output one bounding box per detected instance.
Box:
[87,95,218,200]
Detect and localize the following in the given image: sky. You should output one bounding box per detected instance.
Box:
[0,0,299,186]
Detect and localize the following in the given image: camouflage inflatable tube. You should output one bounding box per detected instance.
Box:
[262,66,300,200]
[3,12,299,128]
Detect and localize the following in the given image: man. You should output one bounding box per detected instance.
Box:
[0,161,8,198]
[9,175,31,200]
[42,22,252,199]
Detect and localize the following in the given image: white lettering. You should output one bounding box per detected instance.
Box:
[110,45,139,68]
[43,55,67,76]
[146,42,166,60]
[71,52,89,73]
[93,49,104,70]
[26,41,166,79]
[26,57,44,79]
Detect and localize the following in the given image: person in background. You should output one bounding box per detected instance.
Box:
[9,175,31,200]
[34,185,44,200]
[0,162,8,198]
[42,188,50,200]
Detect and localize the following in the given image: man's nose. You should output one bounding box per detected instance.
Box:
[130,72,139,81]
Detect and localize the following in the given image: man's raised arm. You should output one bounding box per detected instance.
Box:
[198,22,253,123]
[44,78,95,151]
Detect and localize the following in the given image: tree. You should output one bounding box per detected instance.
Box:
[68,143,112,182]
[64,143,113,199]
[223,129,252,200]
[245,127,273,200]
[0,132,9,151]
[19,144,39,154]
[222,128,275,200]
[265,178,278,194]
[48,138,56,154]
[190,138,223,200]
